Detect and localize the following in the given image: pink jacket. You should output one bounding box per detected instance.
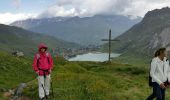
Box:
[32,44,53,76]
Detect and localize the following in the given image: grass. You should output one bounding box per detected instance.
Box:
[1,51,170,100]
[0,52,35,88]
[0,51,35,100]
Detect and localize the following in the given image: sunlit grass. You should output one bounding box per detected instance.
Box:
[1,52,170,100]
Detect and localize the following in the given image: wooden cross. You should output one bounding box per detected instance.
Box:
[102,29,119,62]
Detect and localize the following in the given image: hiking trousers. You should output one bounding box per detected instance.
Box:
[146,82,165,100]
[38,74,51,99]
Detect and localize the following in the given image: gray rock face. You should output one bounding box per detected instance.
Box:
[11,83,27,100]
[149,33,159,49]
[149,27,170,51]
[14,83,27,96]
[159,27,170,48]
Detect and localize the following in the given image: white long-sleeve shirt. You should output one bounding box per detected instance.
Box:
[150,57,170,85]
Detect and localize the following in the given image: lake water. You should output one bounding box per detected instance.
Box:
[68,52,120,62]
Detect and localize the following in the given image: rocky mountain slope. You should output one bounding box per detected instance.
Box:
[109,7,170,56]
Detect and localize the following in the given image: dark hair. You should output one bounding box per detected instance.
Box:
[154,50,159,57]
[155,48,166,57]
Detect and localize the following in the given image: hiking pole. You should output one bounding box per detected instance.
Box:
[51,79,54,98]
[50,73,54,98]
[41,83,48,99]
[42,73,48,99]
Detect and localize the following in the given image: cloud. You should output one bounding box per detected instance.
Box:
[121,0,170,17]
[2,0,170,24]
[0,13,37,24]
[39,0,170,18]
[39,0,118,18]
[38,5,86,18]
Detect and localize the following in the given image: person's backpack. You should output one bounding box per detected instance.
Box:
[149,60,153,87]
[149,75,153,87]
[36,52,50,66]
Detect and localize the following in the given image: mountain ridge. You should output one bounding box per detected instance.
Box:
[109,7,170,56]
[0,24,79,56]
[11,15,142,45]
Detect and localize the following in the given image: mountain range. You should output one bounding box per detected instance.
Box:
[5,7,170,57]
[11,15,141,45]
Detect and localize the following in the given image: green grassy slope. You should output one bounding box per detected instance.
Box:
[0,24,80,56]
[1,51,170,100]
[0,51,35,99]
[0,52,34,87]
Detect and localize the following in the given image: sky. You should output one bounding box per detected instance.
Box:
[0,0,170,24]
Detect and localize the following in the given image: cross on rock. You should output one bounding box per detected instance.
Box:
[102,29,119,62]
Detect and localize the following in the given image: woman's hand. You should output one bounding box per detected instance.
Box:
[36,71,39,75]
[160,83,166,89]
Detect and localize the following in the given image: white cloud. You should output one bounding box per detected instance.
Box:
[2,0,170,24]
[39,0,170,18]
[0,13,37,25]
[120,0,170,17]
[39,0,118,18]
[39,5,85,18]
